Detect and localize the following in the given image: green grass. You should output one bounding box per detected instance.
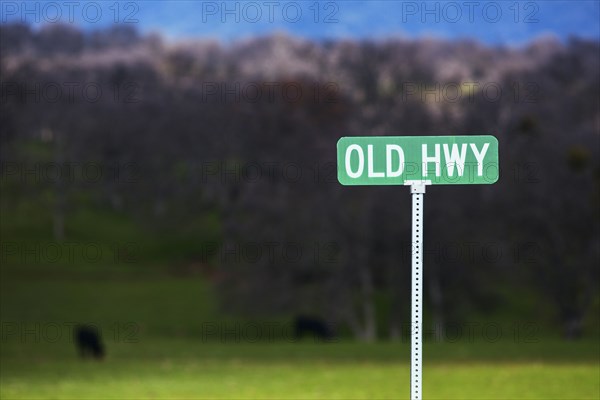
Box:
[1,340,599,399]
[1,196,599,399]
[0,267,600,400]
[2,261,599,399]
[2,262,598,399]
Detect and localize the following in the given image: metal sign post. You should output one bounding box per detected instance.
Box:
[406,180,429,400]
[336,135,499,400]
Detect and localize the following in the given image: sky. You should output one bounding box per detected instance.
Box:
[1,1,599,45]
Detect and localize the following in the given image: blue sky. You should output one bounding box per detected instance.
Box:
[1,1,599,44]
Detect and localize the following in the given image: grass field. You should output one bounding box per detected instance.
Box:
[1,202,599,399]
[2,266,599,399]
[1,339,599,399]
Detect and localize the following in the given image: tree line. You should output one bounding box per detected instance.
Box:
[1,23,598,340]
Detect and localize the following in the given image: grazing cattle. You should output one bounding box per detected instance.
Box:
[294,315,334,341]
[74,325,105,360]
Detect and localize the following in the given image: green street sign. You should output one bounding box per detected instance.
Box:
[337,135,499,185]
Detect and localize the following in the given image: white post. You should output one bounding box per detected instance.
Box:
[405,180,428,400]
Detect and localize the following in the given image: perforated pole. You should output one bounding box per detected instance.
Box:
[408,181,426,400]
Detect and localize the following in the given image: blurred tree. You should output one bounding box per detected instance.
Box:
[1,24,598,339]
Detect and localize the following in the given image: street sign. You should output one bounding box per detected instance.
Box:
[337,135,498,185]
[336,134,499,400]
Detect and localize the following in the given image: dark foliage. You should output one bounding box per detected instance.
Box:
[1,24,598,340]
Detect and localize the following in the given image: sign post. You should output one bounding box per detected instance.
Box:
[406,179,427,400]
[337,136,499,400]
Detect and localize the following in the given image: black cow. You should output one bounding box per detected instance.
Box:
[74,325,105,360]
[294,315,334,341]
